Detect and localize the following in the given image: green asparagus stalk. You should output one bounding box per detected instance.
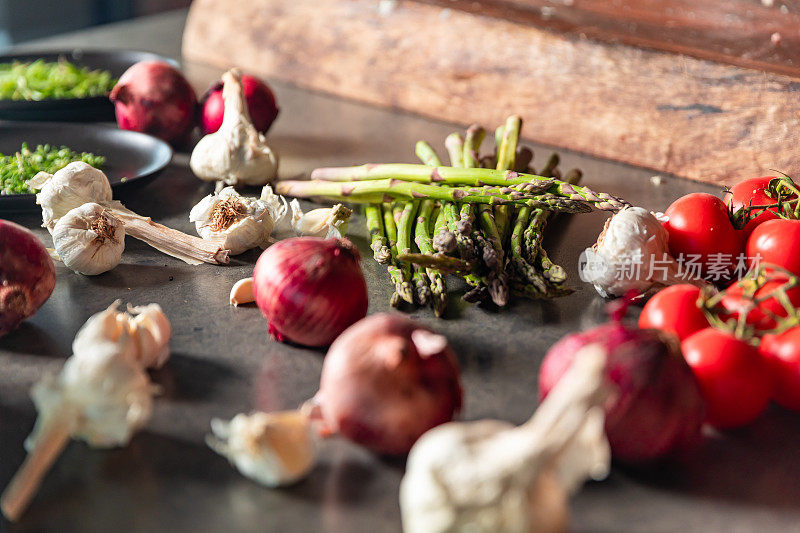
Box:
[463,125,486,169]
[415,141,442,167]
[412,199,448,316]
[540,153,560,178]
[496,115,522,172]
[396,202,418,301]
[308,164,627,211]
[365,204,390,264]
[523,208,548,265]
[510,207,548,294]
[276,179,592,213]
[514,147,533,173]
[412,265,431,305]
[445,133,464,168]
[382,203,415,304]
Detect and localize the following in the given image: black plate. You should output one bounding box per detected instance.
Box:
[0,122,172,211]
[0,49,178,121]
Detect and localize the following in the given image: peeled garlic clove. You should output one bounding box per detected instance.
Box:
[190,186,287,255]
[189,68,279,187]
[290,199,352,238]
[28,162,113,233]
[52,203,124,275]
[230,277,255,306]
[206,411,316,487]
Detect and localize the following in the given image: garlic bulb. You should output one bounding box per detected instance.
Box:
[28,163,229,265]
[1,302,170,521]
[72,301,171,370]
[28,161,112,233]
[190,68,279,187]
[400,345,611,533]
[190,185,287,255]
[206,411,316,487]
[580,206,706,298]
[290,199,352,238]
[52,203,124,275]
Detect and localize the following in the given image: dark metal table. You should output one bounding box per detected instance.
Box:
[2,9,800,533]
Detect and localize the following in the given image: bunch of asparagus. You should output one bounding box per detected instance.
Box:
[275,116,629,316]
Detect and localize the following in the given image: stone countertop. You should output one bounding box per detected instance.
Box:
[2,9,800,533]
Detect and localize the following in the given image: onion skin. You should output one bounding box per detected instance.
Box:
[316,313,463,456]
[252,237,368,347]
[200,74,279,135]
[539,323,705,464]
[109,61,197,146]
[0,220,56,336]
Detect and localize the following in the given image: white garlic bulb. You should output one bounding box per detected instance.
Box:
[289,199,352,238]
[72,301,171,370]
[190,68,279,187]
[400,345,611,533]
[189,185,287,255]
[52,203,124,275]
[28,161,112,233]
[580,206,706,298]
[206,411,316,488]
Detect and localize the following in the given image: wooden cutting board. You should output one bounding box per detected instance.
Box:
[182,0,800,185]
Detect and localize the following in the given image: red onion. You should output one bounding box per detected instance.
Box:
[0,220,56,336]
[200,73,278,135]
[109,61,197,146]
[252,237,368,347]
[538,303,705,463]
[315,313,462,456]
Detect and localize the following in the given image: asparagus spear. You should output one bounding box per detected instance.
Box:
[275,179,592,213]
[496,115,521,172]
[463,125,486,169]
[382,203,415,304]
[396,202,419,301]
[510,207,548,294]
[415,140,442,168]
[412,265,431,305]
[365,204,390,264]
[308,164,627,211]
[540,153,560,178]
[445,133,465,168]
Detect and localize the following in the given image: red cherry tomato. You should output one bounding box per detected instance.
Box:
[639,285,709,341]
[719,279,800,331]
[746,219,800,277]
[681,328,771,428]
[761,328,800,412]
[664,193,745,281]
[723,177,781,236]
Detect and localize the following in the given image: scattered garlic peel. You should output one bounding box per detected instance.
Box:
[400,344,611,533]
[189,68,279,187]
[230,277,255,306]
[206,410,316,487]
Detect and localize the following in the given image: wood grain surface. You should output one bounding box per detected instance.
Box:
[182,0,800,185]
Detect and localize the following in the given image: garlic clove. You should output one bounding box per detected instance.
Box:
[230,277,255,306]
[127,303,171,369]
[189,68,279,187]
[289,199,352,238]
[52,202,124,275]
[206,411,316,488]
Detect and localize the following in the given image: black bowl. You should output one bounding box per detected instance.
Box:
[0,49,178,121]
[0,121,172,212]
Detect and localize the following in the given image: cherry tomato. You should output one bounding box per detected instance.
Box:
[639,285,709,341]
[723,177,781,236]
[746,219,800,277]
[681,328,771,428]
[761,328,800,412]
[664,193,745,281]
[719,278,800,331]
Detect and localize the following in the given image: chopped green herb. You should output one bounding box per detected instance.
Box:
[0,59,116,101]
[0,143,105,195]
